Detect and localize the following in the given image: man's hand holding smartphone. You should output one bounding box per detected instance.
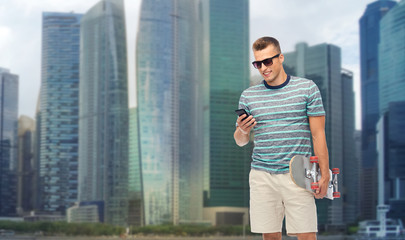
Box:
[235,109,257,134]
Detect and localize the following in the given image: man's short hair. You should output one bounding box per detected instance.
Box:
[252,37,281,53]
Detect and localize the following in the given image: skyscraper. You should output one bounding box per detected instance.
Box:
[78,0,129,226]
[17,115,36,216]
[283,42,346,228]
[201,0,251,226]
[39,12,82,214]
[128,107,143,226]
[377,0,405,222]
[34,95,42,212]
[341,69,360,224]
[136,0,203,225]
[377,102,405,223]
[359,0,397,220]
[0,67,18,216]
[379,0,405,114]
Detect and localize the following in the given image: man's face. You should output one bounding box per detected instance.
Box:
[253,45,284,85]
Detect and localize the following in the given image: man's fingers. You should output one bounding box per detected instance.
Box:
[314,184,327,199]
[245,119,256,131]
[242,115,253,123]
[248,121,257,130]
[237,115,247,125]
[237,114,246,124]
[238,119,256,135]
[239,116,255,127]
[247,118,255,125]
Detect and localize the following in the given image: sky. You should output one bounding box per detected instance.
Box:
[0,0,386,130]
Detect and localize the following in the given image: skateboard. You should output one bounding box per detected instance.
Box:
[289,155,340,200]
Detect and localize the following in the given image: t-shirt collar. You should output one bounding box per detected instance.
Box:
[263,75,290,89]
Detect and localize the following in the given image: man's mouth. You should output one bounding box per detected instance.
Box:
[263,70,271,77]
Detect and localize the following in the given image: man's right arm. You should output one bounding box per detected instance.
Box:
[234,115,256,146]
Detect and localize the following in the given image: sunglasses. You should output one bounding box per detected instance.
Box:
[252,53,280,69]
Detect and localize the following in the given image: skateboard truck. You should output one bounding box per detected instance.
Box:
[305,156,340,199]
[290,155,341,200]
[306,156,319,190]
[332,168,340,198]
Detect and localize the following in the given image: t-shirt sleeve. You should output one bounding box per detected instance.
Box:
[306,81,325,116]
[235,92,250,127]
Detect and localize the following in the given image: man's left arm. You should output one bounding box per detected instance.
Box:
[309,115,330,199]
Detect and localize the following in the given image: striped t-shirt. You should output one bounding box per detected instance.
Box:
[238,75,325,174]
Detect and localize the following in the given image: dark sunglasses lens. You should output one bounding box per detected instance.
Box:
[262,58,273,67]
[253,62,261,69]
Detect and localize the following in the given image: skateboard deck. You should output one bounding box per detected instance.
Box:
[289,155,340,200]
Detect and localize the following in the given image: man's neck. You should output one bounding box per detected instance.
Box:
[265,71,288,87]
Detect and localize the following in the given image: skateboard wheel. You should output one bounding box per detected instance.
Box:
[333,192,341,198]
[310,156,319,163]
[332,168,340,174]
[311,182,319,190]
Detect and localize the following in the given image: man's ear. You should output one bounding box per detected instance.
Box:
[279,53,285,64]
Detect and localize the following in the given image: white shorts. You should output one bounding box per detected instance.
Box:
[249,168,318,235]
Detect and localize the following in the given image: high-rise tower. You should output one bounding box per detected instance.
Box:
[377,0,405,222]
[341,69,359,224]
[283,42,347,228]
[0,67,19,216]
[359,0,397,220]
[379,0,405,113]
[128,107,143,226]
[39,12,82,214]
[201,0,251,226]
[17,115,36,215]
[136,0,202,225]
[78,0,129,226]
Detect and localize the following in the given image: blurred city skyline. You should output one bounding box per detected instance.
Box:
[0,0,387,130]
[0,0,404,233]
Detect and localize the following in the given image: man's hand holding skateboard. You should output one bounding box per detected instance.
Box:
[289,155,340,200]
[314,175,330,199]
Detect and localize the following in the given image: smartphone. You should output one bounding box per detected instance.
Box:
[235,109,250,121]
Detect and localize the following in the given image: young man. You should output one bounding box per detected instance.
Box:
[234,37,330,240]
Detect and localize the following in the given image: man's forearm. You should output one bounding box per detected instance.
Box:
[309,116,330,199]
[312,133,330,180]
[309,116,330,180]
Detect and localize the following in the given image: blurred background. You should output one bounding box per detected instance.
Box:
[0,0,404,237]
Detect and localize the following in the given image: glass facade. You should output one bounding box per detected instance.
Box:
[385,102,405,222]
[283,43,345,227]
[360,1,396,135]
[378,0,405,223]
[34,97,42,212]
[17,116,36,215]
[39,12,82,214]
[0,68,18,216]
[128,107,143,226]
[379,0,405,114]
[203,0,251,211]
[136,0,203,225]
[359,0,396,220]
[79,0,129,226]
[341,69,359,224]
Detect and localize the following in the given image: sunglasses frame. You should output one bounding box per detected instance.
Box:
[252,53,281,69]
